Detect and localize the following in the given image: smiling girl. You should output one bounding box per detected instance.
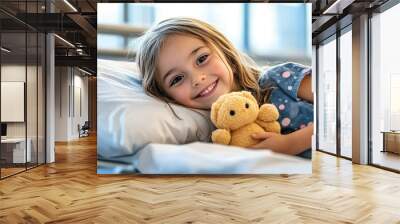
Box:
[136,17,313,159]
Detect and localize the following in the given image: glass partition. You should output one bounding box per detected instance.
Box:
[1,30,28,177]
[339,28,352,158]
[27,31,38,169]
[317,36,337,155]
[0,1,46,179]
[370,3,400,171]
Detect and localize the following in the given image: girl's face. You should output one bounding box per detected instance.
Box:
[157,34,235,109]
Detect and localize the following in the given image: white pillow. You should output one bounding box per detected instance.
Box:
[97,59,214,158]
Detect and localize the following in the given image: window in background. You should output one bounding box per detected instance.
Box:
[339,28,352,158]
[371,2,400,171]
[97,34,125,49]
[97,3,311,66]
[97,3,124,24]
[128,4,154,27]
[249,3,311,66]
[97,4,125,51]
[317,36,337,155]
[153,3,244,51]
[126,4,155,54]
[98,3,244,60]
[390,74,400,130]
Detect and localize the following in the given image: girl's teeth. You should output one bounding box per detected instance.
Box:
[200,82,216,96]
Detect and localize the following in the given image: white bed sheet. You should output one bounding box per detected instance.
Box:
[129,142,311,174]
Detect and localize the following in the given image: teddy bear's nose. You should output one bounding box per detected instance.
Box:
[229,110,235,116]
[245,103,249,109]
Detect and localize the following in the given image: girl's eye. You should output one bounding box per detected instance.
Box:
[170,75,184,87]
[196,54,209,65]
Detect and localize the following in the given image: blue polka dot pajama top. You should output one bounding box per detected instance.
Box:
[259,62,313,159]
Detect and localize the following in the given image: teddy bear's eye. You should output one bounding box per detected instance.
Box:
[245,103,249,109]
[229,110,235,116]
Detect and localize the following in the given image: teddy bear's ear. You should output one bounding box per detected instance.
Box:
[240,91,257,104]
[210,99,222,125]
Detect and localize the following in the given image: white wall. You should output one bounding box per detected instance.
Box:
[55,66,69,141]
[1,65,26,81]
[1,64,46,164]
[1,82,25,122]
[72,70,89,136]
[1,65,33,138]
[54,67,89,141]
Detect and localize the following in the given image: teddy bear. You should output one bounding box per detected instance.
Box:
[210,91,281,148]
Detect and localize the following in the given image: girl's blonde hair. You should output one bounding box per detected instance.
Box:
[136,17,269,106]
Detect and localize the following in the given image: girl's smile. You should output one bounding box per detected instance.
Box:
[194,79,218,99]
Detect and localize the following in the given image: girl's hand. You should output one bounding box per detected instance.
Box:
[249,132,293,155]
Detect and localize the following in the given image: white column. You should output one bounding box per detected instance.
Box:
[352,14,369,164]
[45,1,55,163]
[46,33,55,163]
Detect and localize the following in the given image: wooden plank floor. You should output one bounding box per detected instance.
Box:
[0,167,26,178]
[1,135,400,224]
